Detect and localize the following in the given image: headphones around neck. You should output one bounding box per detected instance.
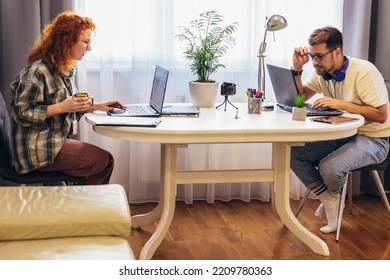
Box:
[322,56,349,82]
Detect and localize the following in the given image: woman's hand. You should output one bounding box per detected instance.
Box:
[89,100,126,112]
[46,96,92,117]
[64,96,92,112]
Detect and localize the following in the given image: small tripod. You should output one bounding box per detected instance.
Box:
[216,95,238,111]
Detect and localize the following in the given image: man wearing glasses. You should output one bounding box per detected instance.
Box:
[290,26,390,234]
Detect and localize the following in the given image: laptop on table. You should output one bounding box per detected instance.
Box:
[108,65,169,117]
[266,64,343,116]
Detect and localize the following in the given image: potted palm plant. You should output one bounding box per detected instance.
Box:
[292,94,306,121]
[176,10,238,107]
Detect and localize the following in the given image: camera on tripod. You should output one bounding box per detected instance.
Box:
[221,82,236,96]
[216,82,238,111]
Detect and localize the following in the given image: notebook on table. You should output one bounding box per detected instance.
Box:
[266,64,343,116]
[311,116,359,124]
[107,65,169,117]
[89,116,162,127]
[162,105,200,117]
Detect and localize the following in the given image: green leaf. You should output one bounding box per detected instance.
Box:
[176,10,238,82]
[293,94,306,108]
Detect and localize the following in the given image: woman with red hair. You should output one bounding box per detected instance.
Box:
[10,11,125,185]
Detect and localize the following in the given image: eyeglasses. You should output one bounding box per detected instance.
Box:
[308,48,337,62]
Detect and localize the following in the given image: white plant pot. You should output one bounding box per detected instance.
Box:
[189,81,219,108]
[292,107,307,121]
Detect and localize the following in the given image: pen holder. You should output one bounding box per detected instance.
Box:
[248,97,261,114]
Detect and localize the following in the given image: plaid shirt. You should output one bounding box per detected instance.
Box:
[10,58,77,174]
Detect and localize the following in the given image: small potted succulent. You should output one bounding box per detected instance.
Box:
[176,10,238,107]
[292,94,306,121]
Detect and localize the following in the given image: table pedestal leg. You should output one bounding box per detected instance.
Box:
[137,144,178,260]
[131,195,164,229]
[273,143,330,256]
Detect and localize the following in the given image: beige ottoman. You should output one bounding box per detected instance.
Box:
[0,184,135,260]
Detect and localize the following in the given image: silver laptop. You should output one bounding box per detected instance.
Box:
[267,64,343,116]
[108,65,169,117]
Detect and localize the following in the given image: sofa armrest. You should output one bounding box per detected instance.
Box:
[0,184,131,241]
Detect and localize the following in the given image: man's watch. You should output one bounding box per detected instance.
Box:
[291,68,303,76]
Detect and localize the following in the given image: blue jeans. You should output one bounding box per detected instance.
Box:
[291,134,389,192]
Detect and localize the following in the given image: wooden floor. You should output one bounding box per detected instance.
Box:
[127,194,390,260]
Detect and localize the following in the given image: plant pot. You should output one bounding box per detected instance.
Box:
[189,81,219,108]
[292,107,307,121]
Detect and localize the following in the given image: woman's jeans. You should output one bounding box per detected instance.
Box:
[291,134,389,193]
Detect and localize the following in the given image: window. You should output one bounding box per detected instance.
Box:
[77,0,342,68]
[75,0,342,103]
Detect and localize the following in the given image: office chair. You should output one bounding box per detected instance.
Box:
[294,79,390,242]
[0,91,87,186]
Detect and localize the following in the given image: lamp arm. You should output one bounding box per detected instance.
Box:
[258,53,266,101]
[258,29,268,101]
[259,28,268,54]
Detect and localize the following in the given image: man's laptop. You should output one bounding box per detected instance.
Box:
[266,63,343,116]
[108,65,169,117]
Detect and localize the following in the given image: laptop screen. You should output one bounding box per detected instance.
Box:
[267,64,299,108]
[149,65,169,113]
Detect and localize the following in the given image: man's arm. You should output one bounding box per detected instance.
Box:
[292,47,316,100]
[313,98,387,123]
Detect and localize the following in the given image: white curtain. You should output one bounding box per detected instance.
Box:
[75,0,343,203]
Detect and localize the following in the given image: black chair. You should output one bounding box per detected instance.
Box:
[294,79,390,241]
[0,91,87,186]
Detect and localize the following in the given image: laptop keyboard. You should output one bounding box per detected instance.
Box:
[126,105,153,115]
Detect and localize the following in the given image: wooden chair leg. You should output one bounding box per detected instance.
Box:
[294,188,311,217]
[370,170,390,216]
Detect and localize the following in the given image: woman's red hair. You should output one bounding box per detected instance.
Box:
[28,11,95,74]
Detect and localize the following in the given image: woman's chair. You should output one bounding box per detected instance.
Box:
[294,79,390,241]
[0,91,86,186]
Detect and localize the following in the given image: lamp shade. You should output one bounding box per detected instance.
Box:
[266,15,287,31]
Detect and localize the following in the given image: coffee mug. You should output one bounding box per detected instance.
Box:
[74,92,94,105]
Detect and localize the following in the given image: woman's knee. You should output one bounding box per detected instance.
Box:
[106,151,114,169]
[82,143,113,173]
[97,149,114,172]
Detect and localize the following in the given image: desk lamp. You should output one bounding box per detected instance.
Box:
[258,14,287,101]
